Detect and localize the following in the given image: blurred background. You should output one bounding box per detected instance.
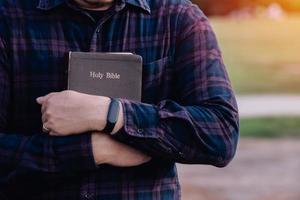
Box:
[177,1,300,200]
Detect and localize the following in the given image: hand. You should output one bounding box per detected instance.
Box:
[37,90,111,136]
[92,133,151,167]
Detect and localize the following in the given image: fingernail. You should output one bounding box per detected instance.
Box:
[36,97,43,103]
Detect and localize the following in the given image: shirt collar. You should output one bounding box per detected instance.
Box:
[36,0,65,10]
[37,0,150,14]
[125,0,150,13]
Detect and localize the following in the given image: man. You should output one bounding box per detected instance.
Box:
[0,0,239,199]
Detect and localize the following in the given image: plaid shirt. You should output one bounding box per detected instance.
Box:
[0,0,239,199]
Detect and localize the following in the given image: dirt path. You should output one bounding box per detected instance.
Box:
[177,139,300,200]
[237,95,300,118]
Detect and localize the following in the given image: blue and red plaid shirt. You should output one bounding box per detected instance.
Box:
[0,0,239,199]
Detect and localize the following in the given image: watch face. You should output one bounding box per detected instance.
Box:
[107,99,120,123]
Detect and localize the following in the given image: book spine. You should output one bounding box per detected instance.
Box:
[67,52,72,90]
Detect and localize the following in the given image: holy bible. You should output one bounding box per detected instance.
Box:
[68,52,143,101]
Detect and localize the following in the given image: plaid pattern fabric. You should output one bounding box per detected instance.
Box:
[0,0,239,199]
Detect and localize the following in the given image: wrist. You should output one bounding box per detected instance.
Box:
[89,96,124,134]
[89,96,111,131]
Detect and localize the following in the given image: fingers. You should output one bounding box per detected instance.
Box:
[37,92,58,120]
[40,100,50,123]
[36,91,80,137]
[42,122,52,134]
[41,103,47,115]
[36,92,58,105]
[41,111,47,123]
[36,97,44,104]
[43,121,62,136]
[49,131,61,137]
[38,93,54,133]
[42,124,50,133]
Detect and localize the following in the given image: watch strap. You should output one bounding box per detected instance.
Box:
[102,98,120,134]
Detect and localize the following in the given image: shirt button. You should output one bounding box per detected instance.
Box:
[179,152,184,158]
[218,156,223,162]
[96,29,100,33]
[81,191,92,200]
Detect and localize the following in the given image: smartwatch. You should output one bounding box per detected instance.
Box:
[102,98,120,134]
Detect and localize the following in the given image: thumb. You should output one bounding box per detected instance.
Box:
[36,92,56,105]
[36,96,45,104]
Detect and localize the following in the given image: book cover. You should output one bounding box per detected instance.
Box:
[68,52,142,101]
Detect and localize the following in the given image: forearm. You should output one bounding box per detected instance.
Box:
[112,96,239,167]
[35,92,151,168]
[92,133,151,167]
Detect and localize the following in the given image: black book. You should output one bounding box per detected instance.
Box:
[68,52,143,101]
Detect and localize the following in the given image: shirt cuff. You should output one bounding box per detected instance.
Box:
[113,98,159,139]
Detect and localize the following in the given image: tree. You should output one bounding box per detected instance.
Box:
[192,0,241,15]
[192,0,300,15]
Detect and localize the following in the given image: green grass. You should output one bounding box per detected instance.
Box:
[211,16,300,94]
[210,17,300,138]
[240,117,300,138]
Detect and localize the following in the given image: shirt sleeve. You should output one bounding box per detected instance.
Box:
[112,4,239,167]
[0,14,97,186]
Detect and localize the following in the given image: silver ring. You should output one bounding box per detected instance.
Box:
[42,124,50,133]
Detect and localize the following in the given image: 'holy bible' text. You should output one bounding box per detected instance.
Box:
[90,71,121,80]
